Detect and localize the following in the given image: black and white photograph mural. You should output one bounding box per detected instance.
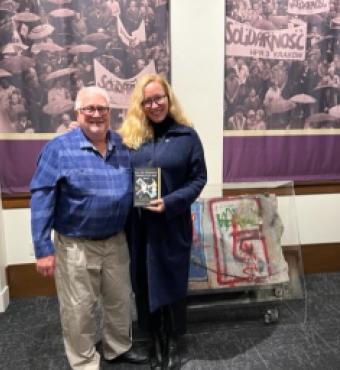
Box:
[224,0,340,131]
[0,0,170,134]
[223,0,340,183]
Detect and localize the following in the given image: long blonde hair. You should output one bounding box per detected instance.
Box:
[118,74,192,149]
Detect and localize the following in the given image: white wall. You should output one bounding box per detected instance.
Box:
[171,0,225,198]
[280,194,340,245]
[1,0,340,309]
[3,209,35,265]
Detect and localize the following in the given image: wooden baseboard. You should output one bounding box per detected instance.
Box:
[6,263,56,299]
[5,243,340,299]
[301,243,340,274]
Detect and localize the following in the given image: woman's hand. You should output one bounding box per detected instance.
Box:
[145,198,165,213]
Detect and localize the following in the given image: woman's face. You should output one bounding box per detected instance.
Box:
[142,81,169,123]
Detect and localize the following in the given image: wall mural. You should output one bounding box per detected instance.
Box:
[0,0,170,193]
[224,0,340,182]
[0,0,170,134]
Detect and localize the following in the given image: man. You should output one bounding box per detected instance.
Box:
[55,112,72,133]
[226,105,246,130]
[30,86,147,370]
[225,68,240,117]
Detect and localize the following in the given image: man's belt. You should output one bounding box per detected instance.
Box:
[84,233,119,241]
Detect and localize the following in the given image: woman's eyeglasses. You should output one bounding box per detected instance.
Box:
[79,106,110,116]
[142,95,167,109]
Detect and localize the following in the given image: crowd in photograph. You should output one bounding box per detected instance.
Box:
[0,0,169,133]
[225,0,340,130]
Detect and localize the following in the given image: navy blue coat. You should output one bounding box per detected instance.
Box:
[128,118,207,313]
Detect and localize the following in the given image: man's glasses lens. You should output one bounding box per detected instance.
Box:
[81,106,110,115]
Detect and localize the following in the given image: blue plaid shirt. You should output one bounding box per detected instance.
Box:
[30,128,132,258]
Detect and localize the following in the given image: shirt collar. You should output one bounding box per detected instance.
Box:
[77,127,116,152]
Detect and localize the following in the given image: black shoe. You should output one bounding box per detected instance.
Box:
[162,337,181,370]
[150,335,163,369]
[111,348,149,364]
[95,340,102,354]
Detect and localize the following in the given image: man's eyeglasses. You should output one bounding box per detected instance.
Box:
[142,95,167,109]
[79,106,110,116]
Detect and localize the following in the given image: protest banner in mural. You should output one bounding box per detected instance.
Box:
[94,59,156,109]
[224,0,340,182]
[287,0,330,15]
[117,16,146,47]
[226,16,307,61]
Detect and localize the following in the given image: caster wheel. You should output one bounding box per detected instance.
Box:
[274,286,283,298]
[264,308,279,324]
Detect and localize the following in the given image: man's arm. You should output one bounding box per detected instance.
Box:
[30,143,60,277]
[31,188,57,277]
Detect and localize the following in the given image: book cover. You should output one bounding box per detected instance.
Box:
[133,167,161,207]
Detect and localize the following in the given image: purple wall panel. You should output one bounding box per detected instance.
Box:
[223,135,340,182]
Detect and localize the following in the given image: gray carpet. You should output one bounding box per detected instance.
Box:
[1,273,340,370]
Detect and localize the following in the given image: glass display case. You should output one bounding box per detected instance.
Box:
[188,181,304,323]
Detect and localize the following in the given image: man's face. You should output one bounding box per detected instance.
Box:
[62,114,71,124]
[19,116,28,127]
[136,58,146,71]
[248,111,256,121]
[77,93,110,141]
[249,89,256,99]
[0,79,9,89]
[235,110,243,119]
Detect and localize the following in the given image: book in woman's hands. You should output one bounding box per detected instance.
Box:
[133,167,161,207]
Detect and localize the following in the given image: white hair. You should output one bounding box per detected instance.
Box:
[74,86,110,110]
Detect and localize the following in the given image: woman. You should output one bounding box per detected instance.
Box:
[118,74,207,370]
[7,89,26,131]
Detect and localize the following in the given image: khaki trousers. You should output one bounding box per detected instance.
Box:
[54,232,132,370]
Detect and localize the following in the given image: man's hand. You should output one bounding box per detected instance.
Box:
[145,198,165,213]
[36,255,56,277]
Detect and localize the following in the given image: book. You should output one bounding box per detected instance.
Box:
[133,167,161,207]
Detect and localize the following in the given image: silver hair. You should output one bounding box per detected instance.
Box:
[74,86,110,110]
